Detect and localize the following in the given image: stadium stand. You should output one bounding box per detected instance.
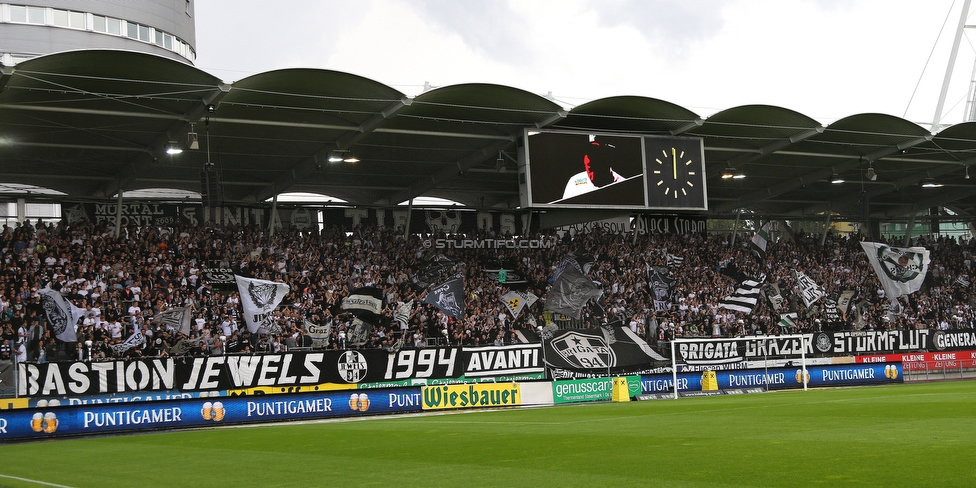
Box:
[0,217,973,363]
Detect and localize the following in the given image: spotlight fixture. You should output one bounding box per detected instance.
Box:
[865,163,877,181]
[187,131,199,150]
[921,178,943,188]
[328,150,359,163]
[207,104,215,113]
[495,152,505,172]
[829,174,844,184]
[721,168,745,179]
[165,141,182,155]
[966,166,971,180]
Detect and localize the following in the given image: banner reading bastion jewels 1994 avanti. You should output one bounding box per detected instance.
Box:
[15,330,973,398]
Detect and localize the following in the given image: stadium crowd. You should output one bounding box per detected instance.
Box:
[1,215,975,363]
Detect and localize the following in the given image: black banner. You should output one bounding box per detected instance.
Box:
[673,329,940,366]
[61,202,318,229]
[0,360,13,395]
[542,326,666,373]
[17,348,463,396]
[460,345,544,378]
[202,268,236,291]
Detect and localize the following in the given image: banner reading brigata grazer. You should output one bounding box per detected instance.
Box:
[18,349,462,396]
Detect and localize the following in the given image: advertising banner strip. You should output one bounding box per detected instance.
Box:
[0,387,423,441]
[637,364,903,395]
[854,349,976,370]
[421,383,521,410]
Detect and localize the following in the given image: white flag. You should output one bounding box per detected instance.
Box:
[235,275,290,333]
[860,242,930,299]
[38,287,83,342]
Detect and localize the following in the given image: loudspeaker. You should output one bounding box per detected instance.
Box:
[200,169,221,206]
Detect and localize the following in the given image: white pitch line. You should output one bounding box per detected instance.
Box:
[0,473,77,488]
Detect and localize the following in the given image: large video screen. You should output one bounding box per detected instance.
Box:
[521,130,707,211]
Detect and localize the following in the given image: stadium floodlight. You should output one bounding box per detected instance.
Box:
[668,334,809,400]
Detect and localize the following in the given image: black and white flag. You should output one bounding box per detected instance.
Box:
[823,298,842,325]
[665,252,684,270]
[548,252,594,284]
[38,286,83,342]
[235,275,290,334]
[860,242,930,299]
[719,277,763,313]
[151,306,193,336]
[750,221,774,260]
[761,283,784,312]
[424,274,465,319]
[793,270,825,308]
[393,300,414,328]
[837,290,856,317]
[647,266,675,312]
[778,313,798,328]
[542,325,666,372]
[346,317,372,347]
[110,326,146,356]
[545,265,603,319]
[342,286,385,323]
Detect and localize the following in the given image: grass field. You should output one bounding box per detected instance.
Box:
[1,381,974,487]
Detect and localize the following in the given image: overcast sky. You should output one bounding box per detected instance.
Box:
[193,0,975,127]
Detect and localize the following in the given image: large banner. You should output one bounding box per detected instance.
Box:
[61,202,318,230]
[673,329,956,368]
[324,208,539,235]
[17,349,463,397]
[542,326,666,372]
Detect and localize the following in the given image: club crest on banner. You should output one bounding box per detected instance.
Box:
[248,281,279,309]
[550,331,616,369]
[874,245,925,282]
[337,350,368,383]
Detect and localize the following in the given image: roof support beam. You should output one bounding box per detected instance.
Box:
[713,134,934,214]
[373,139,515,206]
[93,84,232,198]
[249,98,413,202]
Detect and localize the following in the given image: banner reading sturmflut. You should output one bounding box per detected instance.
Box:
[235,275,290,333]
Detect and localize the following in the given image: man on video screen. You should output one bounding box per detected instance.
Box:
[527,132,644,206]
[562,135,626,199]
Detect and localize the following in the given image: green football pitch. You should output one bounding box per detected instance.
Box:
[1,381,974,487]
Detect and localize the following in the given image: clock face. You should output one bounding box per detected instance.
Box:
[646,137,706,209]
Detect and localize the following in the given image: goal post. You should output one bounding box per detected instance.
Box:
[669,334,809,400]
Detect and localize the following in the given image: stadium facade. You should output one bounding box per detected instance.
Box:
[0,0,195,66]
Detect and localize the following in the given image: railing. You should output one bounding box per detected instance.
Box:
[902,359,976,381]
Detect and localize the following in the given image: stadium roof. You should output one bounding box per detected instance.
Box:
[3,49,976,224]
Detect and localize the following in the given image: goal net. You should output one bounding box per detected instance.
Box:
[667,334,810,399]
